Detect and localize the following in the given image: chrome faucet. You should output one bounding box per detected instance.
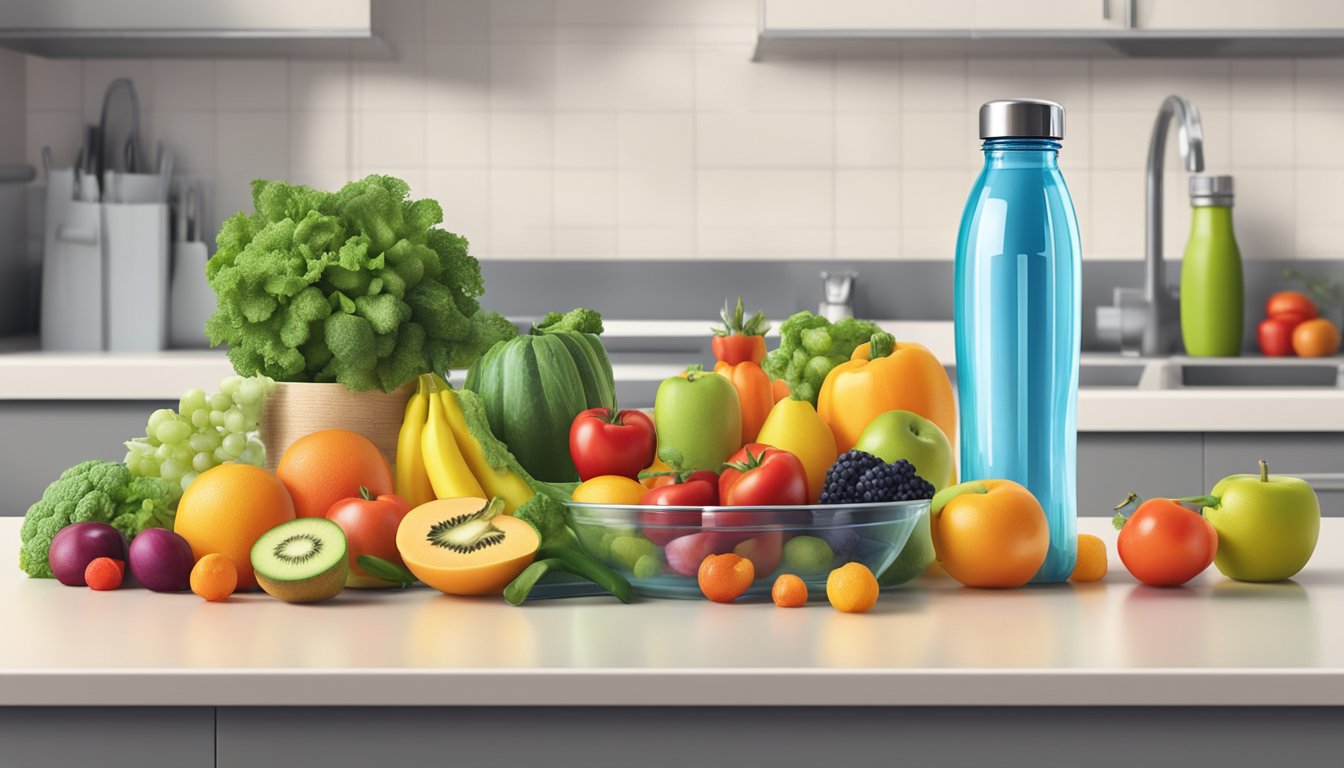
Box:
[1141,95,1205,356]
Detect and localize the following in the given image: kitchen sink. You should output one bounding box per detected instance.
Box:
[1079,363,1146,388]
[1079,357,1344,389]
[1181,362,1343,388]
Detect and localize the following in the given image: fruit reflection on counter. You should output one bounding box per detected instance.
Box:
[15,174,1330,613]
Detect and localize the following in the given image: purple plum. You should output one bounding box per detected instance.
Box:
[128,528,195,592]
[48,522,126,586]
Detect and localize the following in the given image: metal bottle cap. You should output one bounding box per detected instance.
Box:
[1190,174,1234,206]
[979,99,1065,140]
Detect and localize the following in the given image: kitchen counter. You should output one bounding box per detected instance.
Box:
[4,327,1344,432]
[4,516,1342,708]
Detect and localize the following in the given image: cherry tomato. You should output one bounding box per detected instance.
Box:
[326,487,411,586]
[1116,498,1217,587]
[718,444,808,508]
[569,408,657,481]
[639,470,717,546]
[1265,291,1317,321]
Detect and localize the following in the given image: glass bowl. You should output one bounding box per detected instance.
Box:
[565,500,928,600]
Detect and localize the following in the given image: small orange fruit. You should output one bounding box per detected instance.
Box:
[826,562,879,613]
[698,553,755,603]
[191,553,239,602]
[277,429,393,518]
[1291,318,1341,358]
[1070,533,1108,583]
[771,573,808,607]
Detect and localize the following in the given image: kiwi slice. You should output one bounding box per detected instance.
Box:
[250,517,349,603]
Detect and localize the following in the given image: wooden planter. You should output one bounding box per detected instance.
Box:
[259,382,414,472]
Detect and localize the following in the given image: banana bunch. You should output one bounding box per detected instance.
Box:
[396,373,534,513]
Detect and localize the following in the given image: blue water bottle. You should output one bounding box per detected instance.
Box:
[954,99,1080,583]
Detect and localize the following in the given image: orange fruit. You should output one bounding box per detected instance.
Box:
[771,573,808,607]
[826,562,879,613]
[277,429,393,518]
[191,552,239,602]
[1070,533,1108,583]
[175,464,296,590]
[698,553,755,603]
[1291,318,1341,358]
[930,480,1049,588]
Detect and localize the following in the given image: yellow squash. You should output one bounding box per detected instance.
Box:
[756,397,837,504]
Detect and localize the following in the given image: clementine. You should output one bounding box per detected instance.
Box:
[1291,318,1341,358]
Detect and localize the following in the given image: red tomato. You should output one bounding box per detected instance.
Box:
[1265,291,1317,321]
[639,471,717,546]
[717,444,808,508]
[712,334,767,366]
[326,487,411,586]
[569,408,657,481]
[1258,313,1308,357]
[1116,498,1217,587]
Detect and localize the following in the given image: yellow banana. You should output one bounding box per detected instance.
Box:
[394,379,437,508]
[422,379,486,500]
[440,387,534,514]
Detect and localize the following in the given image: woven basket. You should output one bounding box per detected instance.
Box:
[259,382,414,472]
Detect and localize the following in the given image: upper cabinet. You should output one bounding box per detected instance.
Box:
[757,0,1344,58]
[0,0,375,58]
[1136,0,1344,31]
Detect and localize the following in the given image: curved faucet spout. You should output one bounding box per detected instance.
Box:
[1142,95,1205,357]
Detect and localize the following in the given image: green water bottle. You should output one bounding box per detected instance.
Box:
[1180,175,1243,357]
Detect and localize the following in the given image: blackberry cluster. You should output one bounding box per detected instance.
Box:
[820,449,936,504]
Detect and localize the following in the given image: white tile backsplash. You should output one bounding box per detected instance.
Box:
[11,0,1344,261]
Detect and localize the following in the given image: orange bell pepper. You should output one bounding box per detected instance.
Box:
[816,332,956,454]
[771,377,791,402]
[714,360,774,444]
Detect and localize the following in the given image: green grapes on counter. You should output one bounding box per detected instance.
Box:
[123,374,277,497]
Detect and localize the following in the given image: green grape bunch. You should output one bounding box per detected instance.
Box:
[124,374,277,498]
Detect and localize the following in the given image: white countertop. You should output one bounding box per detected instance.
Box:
[4,326,1344,432]
[3,517,1342,707]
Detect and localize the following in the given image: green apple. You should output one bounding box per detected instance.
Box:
[857,410,954,588]
[1200,460,1320,582]
[854,410,954,490]
[653,369,742,472]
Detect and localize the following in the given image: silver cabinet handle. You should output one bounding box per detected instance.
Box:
[1102,0,1110,20]
[1290,473,1344,492]
[1125,0,1136,28]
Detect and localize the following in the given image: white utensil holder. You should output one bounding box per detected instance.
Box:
[104,202,169,351]
[40,169,169,351]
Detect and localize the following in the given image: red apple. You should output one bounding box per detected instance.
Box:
[326,487,410,588]
[1258,312,1308,357]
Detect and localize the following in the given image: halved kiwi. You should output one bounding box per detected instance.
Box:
[396,497,539,595]
[250,517,349,603]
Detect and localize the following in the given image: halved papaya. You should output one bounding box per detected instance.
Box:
[396,497,539,595]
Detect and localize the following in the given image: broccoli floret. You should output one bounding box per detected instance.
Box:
[206,175,505,392]
[762,311,881,406]
[514,493,569,545]
[534,308,604,336]
[18,461,174,578]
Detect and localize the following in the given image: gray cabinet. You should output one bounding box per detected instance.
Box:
[1078,433,1204,517]
[0,707,213,767]
[1079,432,1344,517]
